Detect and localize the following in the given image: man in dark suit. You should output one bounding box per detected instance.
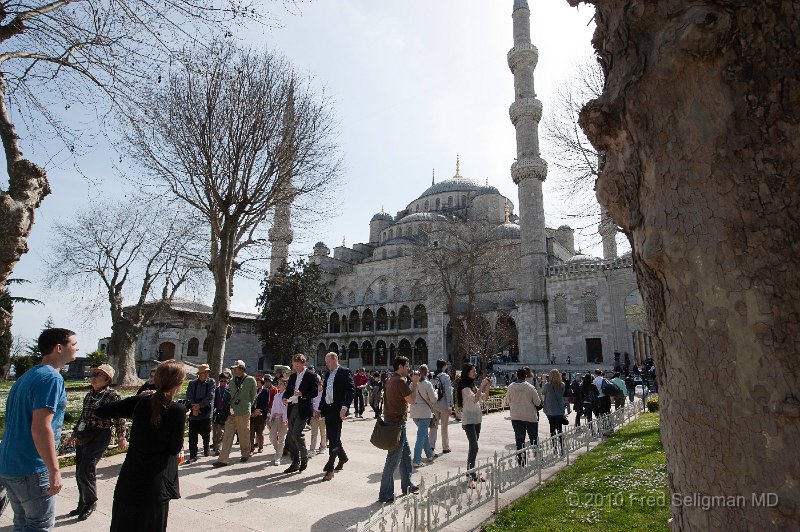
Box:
[282,353,319,474]
[320,352,355,481]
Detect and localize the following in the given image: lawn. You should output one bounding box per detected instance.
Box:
[485,413,669,532]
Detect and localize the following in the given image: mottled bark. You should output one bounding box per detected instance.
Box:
[0,72,50,332]
[107,317,141,386]
[570,0,800,528]
[206,227,235,377]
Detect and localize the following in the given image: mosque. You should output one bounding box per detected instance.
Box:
[266,0,651,371]
[129,1,651,377]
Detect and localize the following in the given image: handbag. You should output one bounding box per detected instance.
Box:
[370,416,402,451]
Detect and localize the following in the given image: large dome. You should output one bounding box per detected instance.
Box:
[417,176,499,200]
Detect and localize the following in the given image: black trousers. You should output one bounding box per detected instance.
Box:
[354,389,364,415]
[285,407,309,464]
[323,408,348,472]
[188,418,211,458]
[110,497,169,532]
[75,428,112,509]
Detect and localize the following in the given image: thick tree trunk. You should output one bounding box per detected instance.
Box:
[107,319,141,386]
[572,1,800,529]
[0,74,51,333]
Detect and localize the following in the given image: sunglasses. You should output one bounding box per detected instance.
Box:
[90,372,105,378]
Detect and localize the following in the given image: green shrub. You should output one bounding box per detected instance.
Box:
[647,394,660,412]
[489,387,507,397]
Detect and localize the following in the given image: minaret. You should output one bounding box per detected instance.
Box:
[268,75,296,277]
[599,207,618,259]
[509,0,549,364]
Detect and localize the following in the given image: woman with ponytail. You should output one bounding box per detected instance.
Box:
[456,363,491,488]
[96,360,186,531]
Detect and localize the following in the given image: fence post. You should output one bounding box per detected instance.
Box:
[566,432,570,466]
[494,451,499,513]
[537,443,542,485]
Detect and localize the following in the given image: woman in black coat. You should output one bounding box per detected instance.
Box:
[96,360,186,532]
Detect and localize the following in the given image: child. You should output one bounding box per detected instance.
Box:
[268,379,289,466]
[309,376,327,455]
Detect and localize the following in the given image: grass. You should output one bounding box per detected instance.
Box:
[484,413,669,532]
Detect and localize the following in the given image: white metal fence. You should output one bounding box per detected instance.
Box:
[358,399,645,532]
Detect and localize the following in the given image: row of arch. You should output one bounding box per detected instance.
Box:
[328,304,428,334]
[317,338,428,367]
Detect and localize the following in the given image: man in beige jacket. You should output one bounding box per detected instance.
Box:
[506,367,542,465]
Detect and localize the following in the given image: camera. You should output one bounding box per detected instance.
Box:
[235,399,240,405]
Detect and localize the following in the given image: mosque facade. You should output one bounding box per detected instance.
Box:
[270,1,651,371]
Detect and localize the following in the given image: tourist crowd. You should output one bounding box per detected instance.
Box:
[0,327,652,531]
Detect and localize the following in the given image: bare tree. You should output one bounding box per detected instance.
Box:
[569,0,800,528]
[46,198,206,385]
[124,42,341,376]
[413,214,507,370]
[0,0,291,334]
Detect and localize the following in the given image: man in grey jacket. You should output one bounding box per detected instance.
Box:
[428,359,453,454]
[185,364,216,463]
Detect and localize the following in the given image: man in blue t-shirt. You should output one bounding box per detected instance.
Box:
[0,328,77,531]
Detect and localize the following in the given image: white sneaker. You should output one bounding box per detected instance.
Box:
[317,447,326,454]
[274,458,281,466]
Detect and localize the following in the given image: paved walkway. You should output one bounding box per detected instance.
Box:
[0,405,606,531]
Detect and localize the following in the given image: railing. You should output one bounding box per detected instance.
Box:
[358,399,645,532]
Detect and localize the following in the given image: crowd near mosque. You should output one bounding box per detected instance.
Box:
[0,328,654,531]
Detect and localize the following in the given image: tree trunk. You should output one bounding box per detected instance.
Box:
[573,1,800,528]
[0,74,51,333]
[206,232,234,377]
[107,318,141,386]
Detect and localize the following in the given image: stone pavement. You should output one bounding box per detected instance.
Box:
[0,405,605,531]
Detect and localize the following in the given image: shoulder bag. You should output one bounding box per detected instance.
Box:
[370,416,401,451]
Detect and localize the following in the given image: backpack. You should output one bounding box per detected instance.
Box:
[432,373,445,401]
[601,378,622,398]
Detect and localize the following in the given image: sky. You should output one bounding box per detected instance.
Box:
[7,0,627,355]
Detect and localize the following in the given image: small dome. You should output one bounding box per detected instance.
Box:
[566,253,601,264]
[314,241,326,248]
[396,212,448,224]
[490,222,521,240]
[371,211,393,222]
[557,225,572,231]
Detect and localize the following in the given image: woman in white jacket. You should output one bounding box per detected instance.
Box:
[410,364,438,467]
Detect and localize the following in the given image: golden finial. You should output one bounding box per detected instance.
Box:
[486,177,489,186]
[454,155,461,177]
[342,235,346,247]
[432,168,435,185]
[504,200,511,223]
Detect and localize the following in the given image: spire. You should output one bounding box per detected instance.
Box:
[380,205,385,214]
[342,235,346,247]
[432,168,435,185]
[454,155,461,178]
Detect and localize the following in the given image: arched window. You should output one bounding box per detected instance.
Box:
[554,294,568,324]
[583,290,598,323]
[424,200,429,211]
[361,341,373,366]
[413,338,427,365]
[202,337,210,352]
[389,310,397,329]
[375,340,388,366]
[435,198,441,210]
[413,304,428,328]
[362,309,374,331]
[398,339,412,358]
[415,203,419,212]
[461,194,466,205]
[447,196,453,207]
[398,306,412,329]
[329,312,341,334]
[348,341,359,360]
[349,310,360,332]
[187,337,199,357]
[376,308,388,331]
[389,229,394,239]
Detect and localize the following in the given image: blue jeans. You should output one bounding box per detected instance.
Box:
[412,418,433,465]
[0,471,55,531]
[379,422,413,501]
